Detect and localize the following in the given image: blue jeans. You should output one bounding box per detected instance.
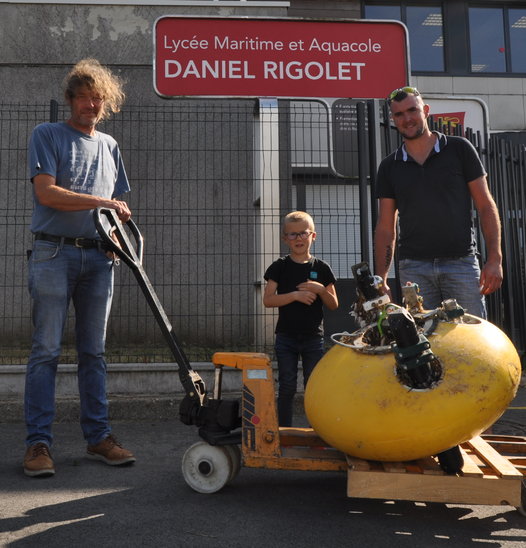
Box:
[274,333,324,427]
[25,240,114,447]
[399,255,486,318]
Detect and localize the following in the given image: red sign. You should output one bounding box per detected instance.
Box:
[154,17,409,99]
[430,112,466,129]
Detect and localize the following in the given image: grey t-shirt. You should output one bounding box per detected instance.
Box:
[28,122,130,239]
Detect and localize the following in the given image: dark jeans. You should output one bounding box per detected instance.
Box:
[274,332,324,427]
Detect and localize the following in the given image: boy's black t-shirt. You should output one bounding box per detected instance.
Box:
[264,255,336,336]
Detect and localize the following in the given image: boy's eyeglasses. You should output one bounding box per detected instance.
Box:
[387,86,420,104]
[284,230,313,240]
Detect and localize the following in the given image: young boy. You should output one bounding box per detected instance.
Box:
[263,211,338,427]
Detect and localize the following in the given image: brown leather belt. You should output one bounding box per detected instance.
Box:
[35,232,106,249]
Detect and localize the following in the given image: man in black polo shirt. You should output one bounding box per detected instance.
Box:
[374,87,502,317]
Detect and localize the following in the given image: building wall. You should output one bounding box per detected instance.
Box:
[415,75,526,133]
[0,1,360,106]
[2,1,522,133]
[0,3,287,104]
[288,0,359,19]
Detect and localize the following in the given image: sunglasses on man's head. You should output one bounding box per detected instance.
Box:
[387,86,420,104]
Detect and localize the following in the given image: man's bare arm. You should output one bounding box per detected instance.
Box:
[33,173,131,222]
[468,176,503,295]
[374,198,398,285]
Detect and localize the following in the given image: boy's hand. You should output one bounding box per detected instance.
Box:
[294,289,317,305]
[297,280,324,294]
[296,280,324,305]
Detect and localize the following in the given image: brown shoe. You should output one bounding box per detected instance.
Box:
[23,443,55,477]
[86,434,136,466]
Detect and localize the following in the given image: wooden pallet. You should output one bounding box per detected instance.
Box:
[346,435,526,507]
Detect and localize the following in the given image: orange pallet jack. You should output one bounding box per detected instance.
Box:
[182,351,526,516]
[94,209,525,514]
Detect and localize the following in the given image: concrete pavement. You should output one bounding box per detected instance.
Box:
[1,418,526,548]
[1,386,525,547]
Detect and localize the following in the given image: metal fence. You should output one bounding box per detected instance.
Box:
[1,100,524,366]
[486,136,526,358]
[0,99,365,365]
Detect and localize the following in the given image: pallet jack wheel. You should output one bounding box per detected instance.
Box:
[436,445,464,475]
[181,441,234,493]
[223,444,242,482]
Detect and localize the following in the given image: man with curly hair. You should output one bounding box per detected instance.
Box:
[23,59,135,477]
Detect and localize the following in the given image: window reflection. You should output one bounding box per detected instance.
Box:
[364,5,400,20]
[407,6,443,72]
[509,9,526,73]
[469,8,506,73]
[364,4,444,72]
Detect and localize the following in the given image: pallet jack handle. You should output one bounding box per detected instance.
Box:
[93,208,207,409]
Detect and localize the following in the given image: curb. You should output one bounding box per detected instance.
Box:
[0,394,190,423]
[0,393,309,424]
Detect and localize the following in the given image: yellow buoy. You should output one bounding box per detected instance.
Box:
[305,316,521,462]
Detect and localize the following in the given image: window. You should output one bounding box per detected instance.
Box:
[469,7,526,74]
[469,8,506,73]
[509,9,526,73]
[406,6,444,72]
[364,3,444,72]
[364,4,400,20]
[364,2,526,76]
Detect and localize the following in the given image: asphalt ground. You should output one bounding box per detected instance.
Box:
[1,386,525,547]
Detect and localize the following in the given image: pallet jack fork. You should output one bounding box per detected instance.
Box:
[94,209,526,511]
